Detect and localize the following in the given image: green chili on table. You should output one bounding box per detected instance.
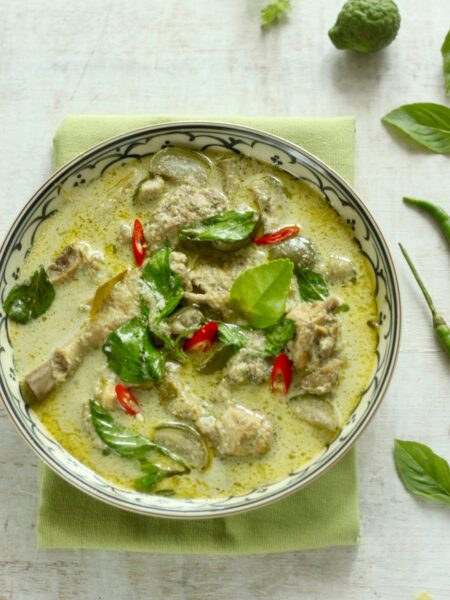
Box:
[403,197,450,245]
[399,244,450,359]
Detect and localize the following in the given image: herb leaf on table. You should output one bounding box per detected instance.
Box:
[394,440,450,507]
[261,0,292,28]
[382,103,450,154]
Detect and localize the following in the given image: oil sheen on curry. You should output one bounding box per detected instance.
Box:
[7,148,378,499]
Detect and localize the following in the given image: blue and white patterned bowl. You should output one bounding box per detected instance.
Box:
[0,122,401,518]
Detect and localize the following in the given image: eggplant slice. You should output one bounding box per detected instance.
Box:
[151,148,212,187]
[153,422,210,470]
[289,397,339,432]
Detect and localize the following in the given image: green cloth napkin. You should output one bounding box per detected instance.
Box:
[38,115,359,554]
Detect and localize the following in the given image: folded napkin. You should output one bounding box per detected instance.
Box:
[38,115,359,554]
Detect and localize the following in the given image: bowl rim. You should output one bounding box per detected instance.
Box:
[0,120,402,519]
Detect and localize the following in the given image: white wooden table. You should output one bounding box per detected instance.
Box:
[1,1,449,598]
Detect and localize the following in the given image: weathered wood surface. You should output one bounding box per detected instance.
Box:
[0,0,449,598]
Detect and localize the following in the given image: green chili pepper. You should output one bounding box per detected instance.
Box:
[403,197,450,245]
[399,244,450,358]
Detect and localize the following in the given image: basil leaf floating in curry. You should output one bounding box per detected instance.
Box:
[229,258,294,328]
[4,266,55,324]
[135,462,173,492]
[394,440,450,507]
[153,423,209,470]
[217,322,248,350]
[90,399,154,458]
[442,29,450,96]
[148,322,187,364]
[90,400,189,464]
[178,210,260,252]
[102,317,165,383]
[188,322,249,374]
[382,103,450,154]
[89,401,188,492]
[141,244,184,322]
[263,317,296,356]
[296,268,329,302]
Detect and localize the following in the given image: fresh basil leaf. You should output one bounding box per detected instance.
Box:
[263,317,295,356]
[296,268,329,302]
[229,259,293,328]
[382,103,450,154]
[178,210,260,251]
[334,303,350,313]
[394,440,450,507]
[90,401,186,492]
[261,0,291,28]
[218,322,248,350]
[442,29,450,96]
[90,400,154,459]
[4,266,55,324]
[136,462,169,492]
[141,244,184,322]
[102,317,165,383]
[148,322,187,363]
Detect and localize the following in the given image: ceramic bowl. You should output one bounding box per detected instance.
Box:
[0,122,400,518]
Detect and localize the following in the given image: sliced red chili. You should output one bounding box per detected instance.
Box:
[115,384,141,416]
[271,353,293,394]
[253,225,301,246]
[132,219,146,267]
[183,321,219,352]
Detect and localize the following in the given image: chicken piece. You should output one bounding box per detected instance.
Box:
[216,154,241,197]
[134,176,165,203]
[22,270,141,402]
[159,363,209,421]
[290,397,339,431]
[286,296,341,370]
[300,358,343,396]
[224,331,271,386]
[47,244,82,284]
[224,350,271,385]
[184,264,232,317]
[247,175,288,228]
[169,251,193,292]
[323,254,356,284]
[118,222,132,244]
[144,185,227,253]
[94,378,117,411]
[196,405,273,457]
[184,247,266,318]
[47,243,103,284]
